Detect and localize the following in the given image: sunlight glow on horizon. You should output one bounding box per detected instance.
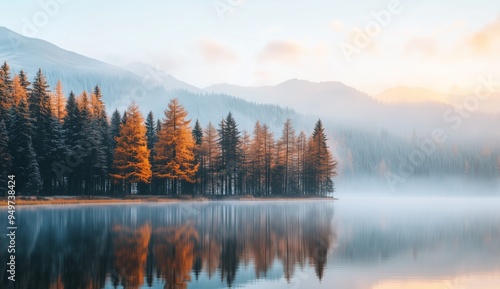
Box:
[0,1,499,97]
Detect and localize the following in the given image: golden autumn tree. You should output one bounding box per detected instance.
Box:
[12,75,28,106]
[153,98,198,195]
[110,102,152,194]
[51,80,66,122]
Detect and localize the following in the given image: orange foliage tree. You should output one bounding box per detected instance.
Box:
[110,102,152,193]
[153,98,198,194]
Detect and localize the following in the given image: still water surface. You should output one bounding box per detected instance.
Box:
[1,196,500,289]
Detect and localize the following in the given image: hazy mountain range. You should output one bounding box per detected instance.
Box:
[1,26,498,138]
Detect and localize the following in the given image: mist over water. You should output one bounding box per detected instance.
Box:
[1,193,499,289]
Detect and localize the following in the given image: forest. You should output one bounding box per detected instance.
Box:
[0,62,337,196]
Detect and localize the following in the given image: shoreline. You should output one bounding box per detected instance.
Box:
[2,195,335,206]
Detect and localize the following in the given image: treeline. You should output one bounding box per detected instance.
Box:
[336,128,500,181]
[0,62,337,196]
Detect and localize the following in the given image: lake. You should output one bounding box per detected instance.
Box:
[1,196,500,289]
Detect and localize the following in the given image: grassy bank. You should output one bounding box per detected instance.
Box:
[2,195,334,206]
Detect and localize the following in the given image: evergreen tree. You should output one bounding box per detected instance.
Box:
[110,102,152,194]
[0,63,11,122]
[121,111,128,125]
[218,113,241,195]
[0,120,12,194]
[192,119,203,194]
[305,120,337,195]
[29,69,67,194]
[156,119,162,135]
[109,109,122,194]
[145,111,157,152]
[8,99,42,195]
[63,92,82,194]
[110,109,122,152]
[145,111,157,194]
[85,86,109,194]
[153,98,198,195]
[18,70,31,91]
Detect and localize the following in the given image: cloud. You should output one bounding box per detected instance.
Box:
[404,37,438,58]
[466,15,500,54]
[257,40,305,64]
[199,39,237,64]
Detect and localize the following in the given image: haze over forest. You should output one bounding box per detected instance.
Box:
[1,0,499,194]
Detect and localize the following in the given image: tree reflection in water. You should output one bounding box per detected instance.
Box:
[2,202,335,289]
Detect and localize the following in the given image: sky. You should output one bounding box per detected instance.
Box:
[0,0,499,95]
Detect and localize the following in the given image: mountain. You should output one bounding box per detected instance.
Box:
[1,26,499,184]
[206,79,376,117]
[0,27,306,133]
[122,62,203,94]
[206,79,500,141]
[0,27,201,112]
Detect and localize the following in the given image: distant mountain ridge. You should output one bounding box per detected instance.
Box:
[0,27,308,133]
[206,79,376,117]
[1,26,498,139]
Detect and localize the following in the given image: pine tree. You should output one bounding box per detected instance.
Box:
[110,102,152,194]
[18,70,31,91]
[306,120,337,195]
[0,62,13,120]
[110,109,122,152]
[218,112,241,195]
[29,69,67,195]
[153,98,198,195]
[156,119,162,135]
[109,109,122,194]
[8,99,42,195]
[0,120,12,194]
[192,119,203,194]
[63,92,86,195]
[145,111,157,194]
[83,86,109,194]
[145,111,157,152]
[121,111,128,125]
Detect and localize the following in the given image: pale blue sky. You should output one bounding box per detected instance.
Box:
[1,0,499,94]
